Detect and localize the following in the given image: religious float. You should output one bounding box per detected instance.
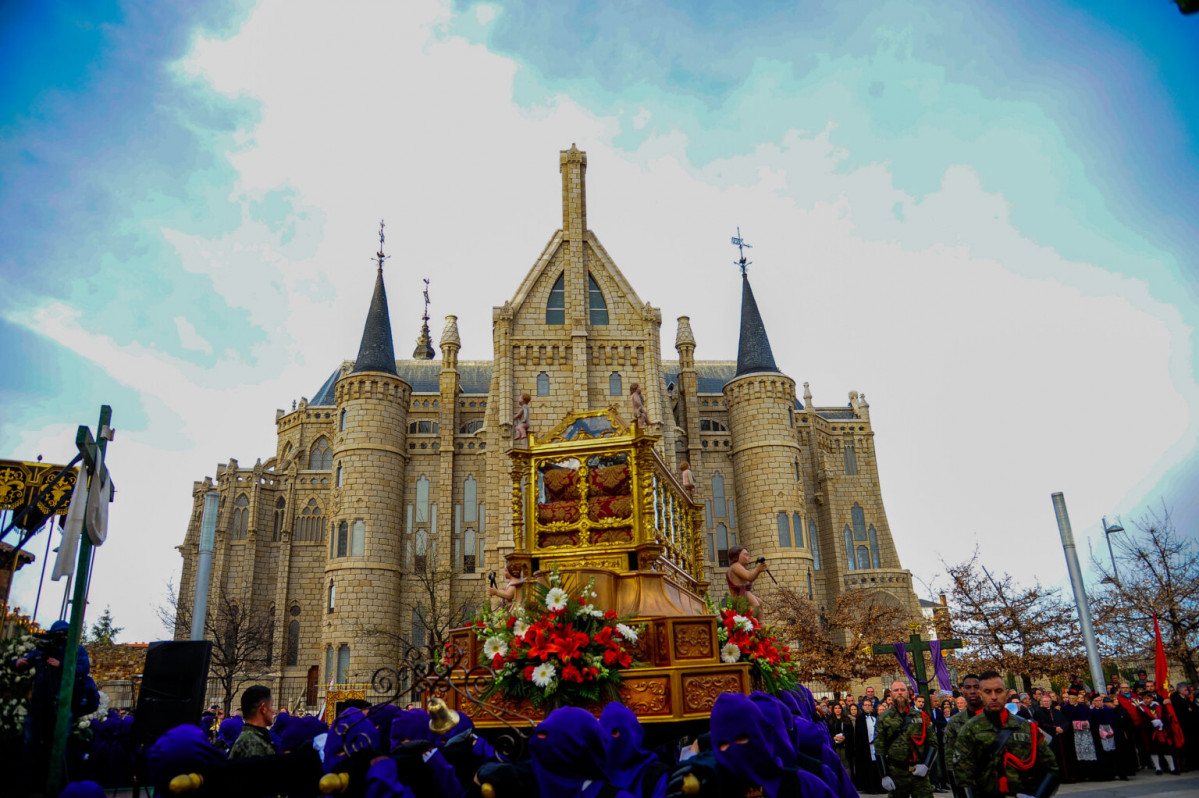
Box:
[390,409,797,734]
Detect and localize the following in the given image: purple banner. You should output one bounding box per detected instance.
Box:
[892,642,919,696]
[929,640,953,693]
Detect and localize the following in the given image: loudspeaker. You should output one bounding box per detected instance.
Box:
[133,640,213,745]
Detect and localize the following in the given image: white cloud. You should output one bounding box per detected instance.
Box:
[173,315,214,355]
[8,0,1195,638]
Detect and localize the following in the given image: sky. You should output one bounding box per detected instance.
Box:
[1,0,1196,643]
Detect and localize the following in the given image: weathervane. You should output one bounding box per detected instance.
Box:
[731,226,752,276]
[375,219,390,272]
[421,278,431,324]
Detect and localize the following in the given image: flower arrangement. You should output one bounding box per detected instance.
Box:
[463,571,643,709]
[0,617,37,744]
[711,598,800,695]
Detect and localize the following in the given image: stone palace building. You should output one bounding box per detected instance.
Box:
[175,146,921,707]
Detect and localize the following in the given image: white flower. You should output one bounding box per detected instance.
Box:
[545,587,569,612]
[616,623,639,644]
[721,643,741,664]
[733,614,755,633]
[513,620,529,638]
[483,637,509,658]
[77,720,89,730]
[591,591,598,598]
[591,610,604,618]
[532,662,557,687]
[576,603,594,617]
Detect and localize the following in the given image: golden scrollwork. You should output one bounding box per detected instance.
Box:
[683,673,744,713]
[621,676,670,715]
[0,460,79,514]
[673,623,713,659]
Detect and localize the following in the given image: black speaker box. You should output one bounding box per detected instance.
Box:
[133,640,213,745]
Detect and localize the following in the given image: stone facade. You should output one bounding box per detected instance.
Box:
[174,146,920,706]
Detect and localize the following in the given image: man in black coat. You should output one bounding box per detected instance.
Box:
[1170,683,1197,771]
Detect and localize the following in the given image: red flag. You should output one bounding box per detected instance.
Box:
[1154,612,1171,700]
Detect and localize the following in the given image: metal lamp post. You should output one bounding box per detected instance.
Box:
[1051,492,1107,694]
[1101,517,1124,584]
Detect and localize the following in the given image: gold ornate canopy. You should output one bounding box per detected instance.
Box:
[506,408,708,615]
[0,460,78,520]
[434,409,751,728]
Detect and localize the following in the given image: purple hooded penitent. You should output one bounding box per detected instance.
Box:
[749,692,800,768]
[146,724,224,793]
[531,707,631,798]
[59,781,106,798]
[324,707,380,773]
[217,716,244,748]
[368,703,398,752]
[710,693,784,797]
[390,708,435,747]
[280,716,329,752]
[600,702,661,792]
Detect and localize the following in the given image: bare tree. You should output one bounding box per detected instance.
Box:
[944,551,1084,691]
[159,582,275,714]
[1091,504,1199,684]
[773,587,913,692]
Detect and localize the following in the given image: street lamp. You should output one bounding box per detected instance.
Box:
[1102,517,1124,584]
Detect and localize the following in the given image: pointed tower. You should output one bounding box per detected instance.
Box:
[327,224,412,682]
[412,278,435,360]
[722,246,813,604]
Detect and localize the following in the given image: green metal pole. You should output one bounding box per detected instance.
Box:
[45,405,109,796]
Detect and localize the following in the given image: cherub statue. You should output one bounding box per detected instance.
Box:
[630,383,650,429]
[679,460,695,496]
[512,391,531,440]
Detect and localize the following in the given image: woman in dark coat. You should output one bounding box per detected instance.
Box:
[852,701,882,794]
[828,702,855,778]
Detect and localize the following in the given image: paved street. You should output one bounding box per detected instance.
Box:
[1057,772,1199,797]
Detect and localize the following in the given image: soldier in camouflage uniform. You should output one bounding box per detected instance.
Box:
[944,674,985,797]
[229,685,278,759]
[953,670,1059,798]
[874,680,935,798]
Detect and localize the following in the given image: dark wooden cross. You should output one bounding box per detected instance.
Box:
[873,632,964,710]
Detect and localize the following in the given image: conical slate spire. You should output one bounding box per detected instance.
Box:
[734,272,780,377]
[352,268,398,375]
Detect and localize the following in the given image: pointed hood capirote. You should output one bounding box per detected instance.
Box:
[352,268,398,375]
[734,272,780,377]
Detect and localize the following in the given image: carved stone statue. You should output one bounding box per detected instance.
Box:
[512,392,531,440]
[679,460,695,496]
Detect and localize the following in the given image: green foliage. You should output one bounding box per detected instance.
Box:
[88,606,122,646]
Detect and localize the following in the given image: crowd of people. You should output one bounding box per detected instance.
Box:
[18,663,1197,797]
[806,671,1197,794]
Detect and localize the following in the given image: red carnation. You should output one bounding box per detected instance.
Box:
[562,664,583,683]
[492,653,505,670]
[523,665,536,681]
[604,610,617,620]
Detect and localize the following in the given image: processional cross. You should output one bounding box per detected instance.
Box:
[872,630,963,711]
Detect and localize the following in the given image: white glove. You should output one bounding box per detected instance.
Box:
[912,764,929,777]
[1152,718,1164,729]
[881,776,896,792]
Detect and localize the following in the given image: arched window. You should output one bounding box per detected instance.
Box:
[588,273,608,325]
[336,644,350,683]
[286,619,300,666]
[336,463,343,487]
[339,409,346,431]
[810,520,822,570]
[852,504,867,541]
[868,525,881,569]
[857,545,871,571]
[807,571,814,599]
[415,476,430,523]
[325,645,334,683]
[699,419,728,432]
[777,513,791,547]
[463,528,477,574]
[233,495,249,540]
[844,444,858,476]
[536,372,549,396]
[793,513,803,547]
[546,273,565,324]
[351,520,365,557]
[411,608,426,648]
[609,372,622,396]
[464,476,478,523]
[844,527,855,571]
[327,581,336,613]
[459,419,484,435]
[415,528,428,573]
[716,524,730,567]
[712,473,726,519]
[336,521,348,558]
[267,605,275,666]
[273,497,286,541]
[296,499,324,542]
[310,438,332,470]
